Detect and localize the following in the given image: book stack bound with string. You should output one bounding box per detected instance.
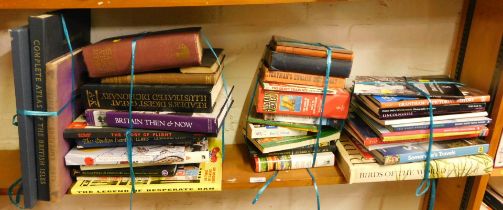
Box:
[338,76,494,183]
[62,27,233,194]
[244,36,353,172]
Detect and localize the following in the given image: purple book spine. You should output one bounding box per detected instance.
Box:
[85,110,218,134]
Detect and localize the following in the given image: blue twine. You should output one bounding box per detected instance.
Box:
[252,171,279,204]
[306,168,320,210]
[60,14,76,119]
[125,35,145,210]
[7,178,24,209]
[200,32,231,160]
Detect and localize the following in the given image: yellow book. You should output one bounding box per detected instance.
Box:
[70,137,222,194]
[382,130,487,142]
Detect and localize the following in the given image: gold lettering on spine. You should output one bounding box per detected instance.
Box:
[86,90,101,108]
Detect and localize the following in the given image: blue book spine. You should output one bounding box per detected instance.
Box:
[389,119,492,131]
[395,144,489,164]
[11,26,38,208]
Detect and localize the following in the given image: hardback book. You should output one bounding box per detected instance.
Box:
[29,10,90,201]
[82,76,223,113]
[70,137,223,194]
[246,139,336,157]
[10,26,38,207]
[44,49,87,202]
[368,86,491,109]
[71,164,180,177]
[261,65,346,88]
[371,139,488,165]
[247,114,320,132]
[65,142,208,166]
[251,152,335,172]
[345,115,488,151]
[353,76,464,99]
[64,116,208,149]
[74,165,200,182]
[101,54,224,85]
[356,101,489,126]
[180,48,224,73]
[84,87,233,134]
[386,116,492,132]
[246,123,307,138]
[83,27,203,78]
[265,49,352,78]
[263,113,338,126]
[336,137,493,184]
[261,81,340,95]
[269,35,353,60]
[357,95,487,120]
[248,129,340,153]
[355,110,489,142]
[256,85,350,119]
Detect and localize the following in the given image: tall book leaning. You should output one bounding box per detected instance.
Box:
[335,137,493,184]
[70,137,223,194]
[10,25,38,208]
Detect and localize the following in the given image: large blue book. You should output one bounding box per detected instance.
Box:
[10,25,38,208]
[371,138,489,165]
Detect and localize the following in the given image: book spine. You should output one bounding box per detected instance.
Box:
[247,141,335,157]
[247,124,307,138]
[267,50,352,77]
[382,125,486,138]
[387,144,490,165]
[380,96,491,108]
[274,45,353,61]
[82,30,202,78]
[72,167,173,177]
[262,82,339,94]
[263,114,334,126]
[262,66,346,88]
[63,126,213,139]
[247,116,318,132]
[256,85,350,118]
[74,137,201,149]
[85,109,218,134]
[29,17,50,201]
[252,152,335,172]
[10,26,38,207]
[378,103,486,119]
[100,72,218,85]
[389,119,492,131]
[81,84,213,112]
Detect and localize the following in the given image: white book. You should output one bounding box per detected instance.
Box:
[246,123,307,138]
[336,137,493,184]
[65,143,209,166]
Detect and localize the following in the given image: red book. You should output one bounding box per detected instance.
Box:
[83,27,203,78]
[256,85,350,119]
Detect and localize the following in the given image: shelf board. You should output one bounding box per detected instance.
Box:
[491,167,503,177]
[0,150,20,195]
[222,144,346,189]
[0,0,322,9]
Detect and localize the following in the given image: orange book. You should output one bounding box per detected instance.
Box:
[274,45,353,61]
[261,65,346,89]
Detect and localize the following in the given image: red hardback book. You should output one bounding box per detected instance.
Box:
[256,85,350,119]
[83,27,203,78]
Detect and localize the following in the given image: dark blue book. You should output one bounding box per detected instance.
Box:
[265,49,352,78]
[371,139,489,165]
[29,10,90,201]
[10,25,38,208]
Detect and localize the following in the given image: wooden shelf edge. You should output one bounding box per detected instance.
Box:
[491,167,503,177]
[0,0,324,9]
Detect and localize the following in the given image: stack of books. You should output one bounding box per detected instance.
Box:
[62,27,233,194]
[337,76,494,183]
[245,36,353,172]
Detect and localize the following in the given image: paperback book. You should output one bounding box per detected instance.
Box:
[246,123,307,139]
[248,129,340,153]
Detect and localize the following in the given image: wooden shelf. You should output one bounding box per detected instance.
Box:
[491,167,503,177]
[0,0,322,9]
[222,144,346,189]
[0,150,20,195]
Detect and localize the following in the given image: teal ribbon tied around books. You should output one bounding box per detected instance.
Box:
[353,78,466,210]
[9,14,78,209]
[125,30,230,210]
[247,41,346,210]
